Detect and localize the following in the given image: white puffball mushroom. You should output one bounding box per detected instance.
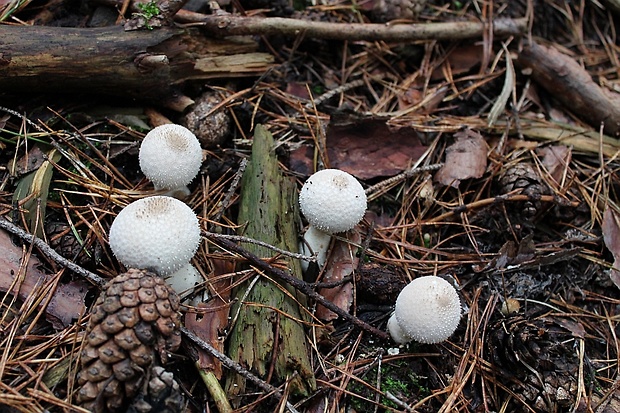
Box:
[389,276,462,344]
[299,169,367,234]
[139,124,203,197]
[109,196,201,276]
[299,169,367,271]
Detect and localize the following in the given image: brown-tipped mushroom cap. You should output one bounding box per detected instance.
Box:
[299,169,367,234]
[392,276,461,344]
[109,196,200,276]
[139,124,203,191]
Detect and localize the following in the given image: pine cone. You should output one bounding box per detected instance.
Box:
[76,269,183,413]
[128,366,185,413]
[182,91,232,148]
[372,0,427,22]
[46,221,97,266]
[499,163,549,217]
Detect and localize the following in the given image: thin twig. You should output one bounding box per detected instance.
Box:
[427,193,581,224]
[191,15,529,42]
[211,158,247,227]
[365,163,444,197]
[181,326,301,413]
[0,217,106,287]
[204,231,317,262]
[202,232,390,339]
[304,79,366,110]
[385,391,414,411]
[0,106,46,132]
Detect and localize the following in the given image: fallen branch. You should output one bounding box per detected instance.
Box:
[517,41,620,137]
[0,217,105,287]
[225,125,315,397]
[193,15,528,42]
[97,0,528,41]
[0,25,273,111]
[426,193,581,224]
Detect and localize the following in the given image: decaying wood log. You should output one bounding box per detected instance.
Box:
[517,41,620,138]
[226,125,316,399]
[0,25,273,111]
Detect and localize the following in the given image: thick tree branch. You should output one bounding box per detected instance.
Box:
[0,25,273,110]
[517,41,620,137]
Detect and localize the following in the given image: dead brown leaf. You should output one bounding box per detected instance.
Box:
[555,318,586,339]
[0,229,87,329]
[315,230,361,321]
[434,129,488,188]
[326,114,427,179]
[539,145,571,187]
[602,207,620,289]
[184,258,233,378]
[289,142,315,177]
[431,44,485,80]
[9,145,47,177]
[185,303,226,378]
[491,235,536,270]
[285,82,311,100]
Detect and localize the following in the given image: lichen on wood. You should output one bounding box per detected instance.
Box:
[226,125,316,398]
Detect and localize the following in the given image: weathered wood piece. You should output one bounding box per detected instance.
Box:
[197,15,528,42]
[0,25,273,110]
[226,125,316,398]
[517,41,620,138]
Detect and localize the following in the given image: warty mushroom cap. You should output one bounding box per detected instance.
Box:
[109,196,201,276]
[139,124,203,190]
[299,169,367,234]
[392,276,461,344]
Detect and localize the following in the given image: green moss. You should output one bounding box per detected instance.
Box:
[347,359,431,411]
[136,1,161,19]
[135,1,161,30]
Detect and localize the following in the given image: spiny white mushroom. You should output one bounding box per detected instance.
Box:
[298,169,367,271]
[387,276,461,344]
[109,196,200,276]
[139,124,203,198]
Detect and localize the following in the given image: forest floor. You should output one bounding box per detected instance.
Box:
[1,0,620,412]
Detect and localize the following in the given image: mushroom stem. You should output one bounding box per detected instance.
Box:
[153,184,191,199]
[300,225,332,272]
[387,313,412,344]
[164,263,207,305]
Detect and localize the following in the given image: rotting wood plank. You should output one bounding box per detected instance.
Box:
[226,125,316,399]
